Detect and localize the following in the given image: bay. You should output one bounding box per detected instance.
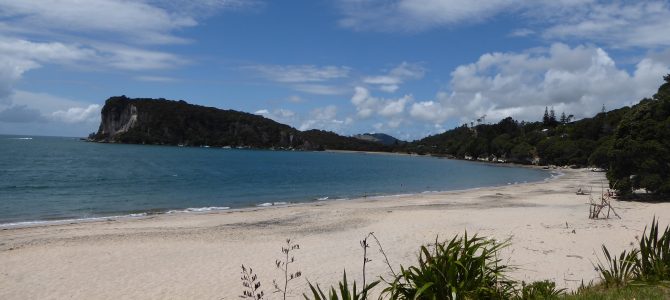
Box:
[0,135,553,225]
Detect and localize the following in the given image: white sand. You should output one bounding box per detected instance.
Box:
[2,168,669,299]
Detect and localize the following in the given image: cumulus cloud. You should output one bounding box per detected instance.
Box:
[363,62,425,93]
[0,90,102,131]
[351,86,411,118]
[50,104,101,124]
[408,43,670,125]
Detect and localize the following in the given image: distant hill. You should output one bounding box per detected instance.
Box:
[353,133,402,146]
[90,96,389,152]
[303,130,390,152]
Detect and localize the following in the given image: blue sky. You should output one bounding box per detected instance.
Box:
[1,0,669,140]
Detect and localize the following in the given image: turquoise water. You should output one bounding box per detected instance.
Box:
[0,135,552,225]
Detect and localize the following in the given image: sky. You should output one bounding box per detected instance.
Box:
[1,0,669,140]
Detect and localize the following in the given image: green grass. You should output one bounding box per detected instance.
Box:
[563,283,670,300]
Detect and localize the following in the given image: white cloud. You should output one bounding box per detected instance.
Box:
[287,95,303,103]
[351,86,411,118]
[293,84,348,95]
[337,1,670,48]
[134,75,179,82]
[248,64,351,83]
[0,0,246,45]
[0,56,38,102]
[247,64,351,95]
[509,28,534,37]
[0,37,185,103]
[2,90,100,125]
[338,0,517,32]
[407,43,670,125]
[51,104,101,124]
[542,1,670,48]
[363,62,425,93]
[410,100,452,123]
[299,105,348,131]
[255,108,299,128]
[379,85,399,93]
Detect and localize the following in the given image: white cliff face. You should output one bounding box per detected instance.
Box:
[117,105,137,135]
[100,104,138,140]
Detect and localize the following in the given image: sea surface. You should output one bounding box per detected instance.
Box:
[0,135,554,226]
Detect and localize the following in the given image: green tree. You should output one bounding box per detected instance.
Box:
[607,75,670,195]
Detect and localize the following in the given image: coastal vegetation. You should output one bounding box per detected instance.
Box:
[241,218,670,299]
[409,75,670,197]
[606,75,670,196]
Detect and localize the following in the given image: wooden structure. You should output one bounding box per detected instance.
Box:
[588,187,621,219]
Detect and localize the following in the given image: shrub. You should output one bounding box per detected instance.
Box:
[518,280,565,299]
[381,232,515,299]
[304,271,379,300]
[637,218,670,282]
[597,218,670,286]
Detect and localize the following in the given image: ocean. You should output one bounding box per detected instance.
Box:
[0,135,553,226]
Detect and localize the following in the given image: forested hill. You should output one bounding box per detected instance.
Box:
[404,76,670,171]
[90,96,386,151]
[403,106,630,167]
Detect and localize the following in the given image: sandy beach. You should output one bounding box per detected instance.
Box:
[2,168,670,299]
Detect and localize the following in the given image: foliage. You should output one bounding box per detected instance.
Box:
[404,105,629,167]
[518,280,565,300]
[596,246,639,287]
[597,218,670,287]
[303,271,379,300]
[607,75,670,195]
[637,218,670,282]
[381,232,514,299]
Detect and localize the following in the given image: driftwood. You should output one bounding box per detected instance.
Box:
[588,183,621,219]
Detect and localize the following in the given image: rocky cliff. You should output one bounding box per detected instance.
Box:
[91,96,389,151]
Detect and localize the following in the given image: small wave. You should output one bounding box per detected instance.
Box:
[8,137,33,140]
[166,206,230,214]
[0,213,147,229]
[316,196,329,201]
[256,202,290,207]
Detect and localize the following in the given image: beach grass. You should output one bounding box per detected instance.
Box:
[564,283,670,299]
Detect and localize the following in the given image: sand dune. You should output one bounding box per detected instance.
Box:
[2,168,669,299]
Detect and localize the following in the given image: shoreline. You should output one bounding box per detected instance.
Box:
[0,166,560,230]
[2,168,669,299]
